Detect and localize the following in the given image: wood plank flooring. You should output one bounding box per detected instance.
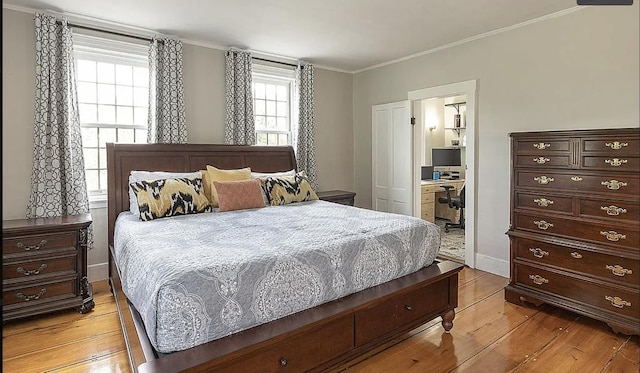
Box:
[3,268,638,373]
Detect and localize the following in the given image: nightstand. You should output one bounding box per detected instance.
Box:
[317,190,356,206]
[2,214,94,321]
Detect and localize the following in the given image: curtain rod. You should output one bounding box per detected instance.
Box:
[252,56,298,68]
[57,21,153,42]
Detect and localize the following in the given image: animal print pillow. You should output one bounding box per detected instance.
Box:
[261,172,318,206]
[130,177,212,221]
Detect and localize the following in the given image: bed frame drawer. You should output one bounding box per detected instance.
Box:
[215,316,354,373]
[355,277,449,347]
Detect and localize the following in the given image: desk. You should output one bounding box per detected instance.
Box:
[421,179,465,223]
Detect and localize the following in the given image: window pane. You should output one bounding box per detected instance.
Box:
[98,128,116,147]
[133,87,148,107]
[97,62,115,83]
[255,100,265,115]
[83,148,99,169]
[255,116,265,129]
[277,117,288,131]
[116,85,133,106]
[276,86,287,101]
[77,60,96,82]
[85,170,99,191]
[115,64,133,85]
[81,127,98,147]
[276,102,287,116]
[99,148,107,168]
[254,83,265,99]
[99,170,108,191]
[134,107,148,126]
[256,132,268,145]
[266,117,276,129]
[97,84,115,104]
[135,129,147,143]
[98,105,115,123]
[77,82,97,103]
[116,106,133,125]
[278,134,288,145]
[267,133,277,145]
[79,104,97,123]
[118,128,135,143]
[133,67,149,87]
[265,84,276,100]
[266,101,276,116]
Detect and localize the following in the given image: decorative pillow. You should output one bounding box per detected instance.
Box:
[251,169,297,205]
[205,165,251,208]
[213,179,266,212]
[128,171,201,216]
[261,172,319,206]
[130,177,212,221]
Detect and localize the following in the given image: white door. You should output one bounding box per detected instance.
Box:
[372,100,413,215]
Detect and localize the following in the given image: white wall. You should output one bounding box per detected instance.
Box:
[2,8,354,281]
[353,5,639,276]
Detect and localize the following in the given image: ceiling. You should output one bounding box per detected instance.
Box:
[3,0,579,72]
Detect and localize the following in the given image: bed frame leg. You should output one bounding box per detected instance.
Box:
[441,309,455,333]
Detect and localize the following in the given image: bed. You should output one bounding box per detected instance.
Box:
[107,143,463,373]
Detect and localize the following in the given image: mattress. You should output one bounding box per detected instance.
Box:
[114,200,440,353]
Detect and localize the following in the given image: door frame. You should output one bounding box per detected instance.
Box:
[408,80,477,268]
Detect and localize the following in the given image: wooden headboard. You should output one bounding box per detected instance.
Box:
[106,143,297,247]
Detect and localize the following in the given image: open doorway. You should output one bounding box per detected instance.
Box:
[408,80,476,268]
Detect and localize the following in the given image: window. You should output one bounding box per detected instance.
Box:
[74,34,149,198]
[252,65,297,146]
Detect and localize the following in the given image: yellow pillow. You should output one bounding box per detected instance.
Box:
[205,165,251,207]
[130,177,212,221]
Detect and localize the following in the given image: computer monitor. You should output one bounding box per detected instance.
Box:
[432,148,461,167]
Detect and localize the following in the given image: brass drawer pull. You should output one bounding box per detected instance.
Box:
[570,252,583,259]
[529,274,549,285]
[605,295,631,309]
[533,143,551,149]
[280,358,288,367]
[16,264,48,276]
[533,220,554,230]
[529,248,549,258]
[534,176,554,185]
[601,180,627,190]
[16,240,48,251]
[533,157,550,164]
[601,205,627,216]
[405,305,413,311]
[600,230,626,242]
[533,198,554,207]
[605,158,628,167]
[606,265,632,277]
[16,288,47,302]
[570,176,583,182]
[605,141,628,150]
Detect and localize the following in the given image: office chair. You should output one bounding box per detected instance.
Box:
[438,184,465,232]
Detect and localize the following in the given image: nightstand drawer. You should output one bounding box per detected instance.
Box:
[3,253,77,282]
[3,232,77,255]
[2,278,77,307]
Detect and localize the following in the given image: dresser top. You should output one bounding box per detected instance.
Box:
[3,213,92,234]
[509,127,639,138]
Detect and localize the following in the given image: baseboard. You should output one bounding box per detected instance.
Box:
[474,253,509,278]
[88,262,108,282]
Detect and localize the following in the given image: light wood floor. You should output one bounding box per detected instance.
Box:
[3,267,638,373]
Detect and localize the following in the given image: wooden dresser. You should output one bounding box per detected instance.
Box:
[2,214,94,321]
[505,128,639,335]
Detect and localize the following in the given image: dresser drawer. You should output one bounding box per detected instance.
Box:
[3,253,77,282]
[355,278,449,347]
[515,155,570,168]
[514,237,639,286]
[515,170,640,197]
[3,278,78,307]
[3,232,77,255]
[514,139,570,154]
[582,137,640,155]
[421,191,435,203]
[514,192,573,215]
[582,156,640,173]
[216,316,353,373]
[514,263,639,319]
[579,198,640,223]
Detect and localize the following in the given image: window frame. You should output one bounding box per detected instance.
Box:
[252,64,297,147]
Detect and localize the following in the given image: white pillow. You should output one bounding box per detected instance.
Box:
[250,169,296,179]
[128,171,201,216]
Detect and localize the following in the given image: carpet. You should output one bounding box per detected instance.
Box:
[435,218,465,263]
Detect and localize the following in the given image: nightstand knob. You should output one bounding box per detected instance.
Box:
[280,358,288,367]
[16,239,48,251]
[17,264,47,276]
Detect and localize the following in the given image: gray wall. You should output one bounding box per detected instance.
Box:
[2,8,354,279]
[353,5,639,274]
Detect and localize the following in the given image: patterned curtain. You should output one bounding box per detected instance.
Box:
[296,62,318,190]
[224,50,255,145]
[27,13,90,220]
[148,37,187,143]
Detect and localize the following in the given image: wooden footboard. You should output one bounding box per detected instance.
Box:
[110,258,463,373]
